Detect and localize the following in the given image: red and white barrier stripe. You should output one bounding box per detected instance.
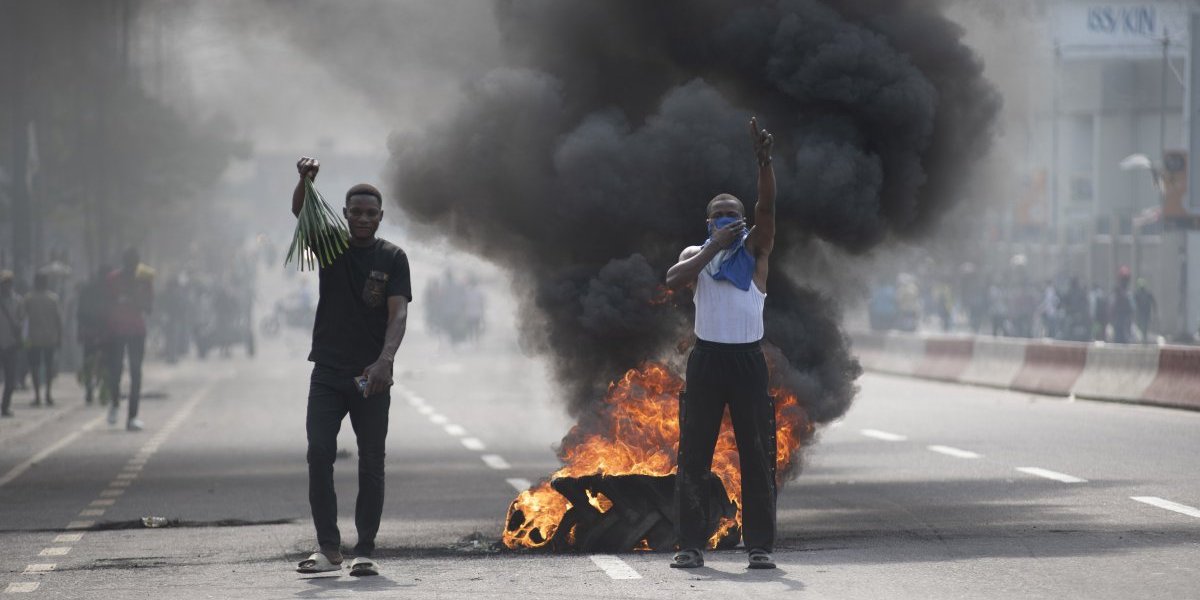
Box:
[850,331,1200,411]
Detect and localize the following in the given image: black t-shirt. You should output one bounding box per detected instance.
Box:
[308,238,412,373]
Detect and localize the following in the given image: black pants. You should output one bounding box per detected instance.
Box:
[0,347,16,414]
[675,339,777,552]
[107,335,145,420]
[28,346,56,400]
[306,364,390,557]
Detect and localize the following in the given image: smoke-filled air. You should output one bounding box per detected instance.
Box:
[388,0,999,447]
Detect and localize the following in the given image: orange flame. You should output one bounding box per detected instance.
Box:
[503,361,812,550]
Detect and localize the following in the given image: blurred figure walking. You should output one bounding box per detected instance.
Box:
[24,273,62,406]
[105,249,154,431]
[0,271,22,417]
[1110,267,1134,344]
[76,267,111,405]
[1134,279,1156,344]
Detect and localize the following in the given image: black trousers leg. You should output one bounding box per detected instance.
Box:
[0,348,15,414]
[674,347,729,550]
[727,352,776,552]
[307,367,349,552]
[107,338,127,411]
[127,336,145,420]
[348,388,390,557]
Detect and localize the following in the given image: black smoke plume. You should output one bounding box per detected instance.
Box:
[388,0,999,440]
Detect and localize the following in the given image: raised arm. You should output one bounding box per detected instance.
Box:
[292,156,320,217]
[745,117,775,258]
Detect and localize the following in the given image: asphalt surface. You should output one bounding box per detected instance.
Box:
[1,292,1198,598]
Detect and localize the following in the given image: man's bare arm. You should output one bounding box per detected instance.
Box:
[292,157,319,217]
[665,218,746,290]
[362,296,408,396]
[746,118,775,257]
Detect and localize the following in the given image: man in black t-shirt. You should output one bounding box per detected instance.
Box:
[291,157,411,577]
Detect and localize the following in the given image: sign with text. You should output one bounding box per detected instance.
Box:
[1053,2,1191,59]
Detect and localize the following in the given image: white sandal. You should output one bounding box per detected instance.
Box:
[348,556,379,577]
[297,552,342,573]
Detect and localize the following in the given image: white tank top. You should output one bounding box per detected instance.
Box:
[693,268,766,344]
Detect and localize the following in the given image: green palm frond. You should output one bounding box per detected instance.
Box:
[285,179,349,271]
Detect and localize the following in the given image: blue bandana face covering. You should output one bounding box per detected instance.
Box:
[702,217,755,291]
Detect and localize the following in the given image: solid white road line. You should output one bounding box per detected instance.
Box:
[590,554,642,580]
[1131,496,1200,519]
[4,582,39,593]
[1016,467,1087,483]
[0,416,105,489]
[927,445,981,459]
[506,478,532,492]
[443,424,466,437]
[461,437,486,451]
[481,454,511,470]
[38,547,69,557]
[22,564,55,574]
[860,429,907,442]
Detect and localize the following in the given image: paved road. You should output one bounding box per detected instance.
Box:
[1,311,1198,598]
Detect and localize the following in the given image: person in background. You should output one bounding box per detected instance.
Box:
[1110,267,1134,344]
[1088,283,1107,341]
[77,266,111,405]
[106,248,154,431]
[0,271,22,417]
[987,281,1007,337]
[24,273,62,406]
[1134,278,1156,344]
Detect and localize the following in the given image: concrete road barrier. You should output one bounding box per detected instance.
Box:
[959,337,1028,389]
[872,334,925,376]
[1141,346,1200,410]
[1011,342,1089,396]
[914,338,974,382]
[1071,344,1160,403]
[851,328,1200,411]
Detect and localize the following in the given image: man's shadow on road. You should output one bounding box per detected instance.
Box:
[295,573,414,597]
[681,566,805,592]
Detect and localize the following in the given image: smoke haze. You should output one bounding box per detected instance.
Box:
[386,0,1000,442]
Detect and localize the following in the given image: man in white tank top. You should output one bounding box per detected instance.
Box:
[665,118,777,569]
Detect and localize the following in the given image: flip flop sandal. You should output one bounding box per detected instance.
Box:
[670,548,704,569]
[348,557,379,577]
[747,548,776,570]
[297,552,342,574]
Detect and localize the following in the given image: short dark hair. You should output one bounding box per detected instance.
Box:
[345,183,383,206]
[706,193,744,216]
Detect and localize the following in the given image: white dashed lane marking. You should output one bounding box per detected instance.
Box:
[429,414,449,425]
[927,445,981,459]
[4,582,40,593]
[506,478,532,492]
[461,437,486,451]
[481,454,511,470]
[22,564,55,574]
[53,534,82,543]
[444,424,466,437]
[37,547,70,557]
[860,429,907,442]
[589,554,642,580]
[1016,467,1087,483]
[1131,496,1200,519]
